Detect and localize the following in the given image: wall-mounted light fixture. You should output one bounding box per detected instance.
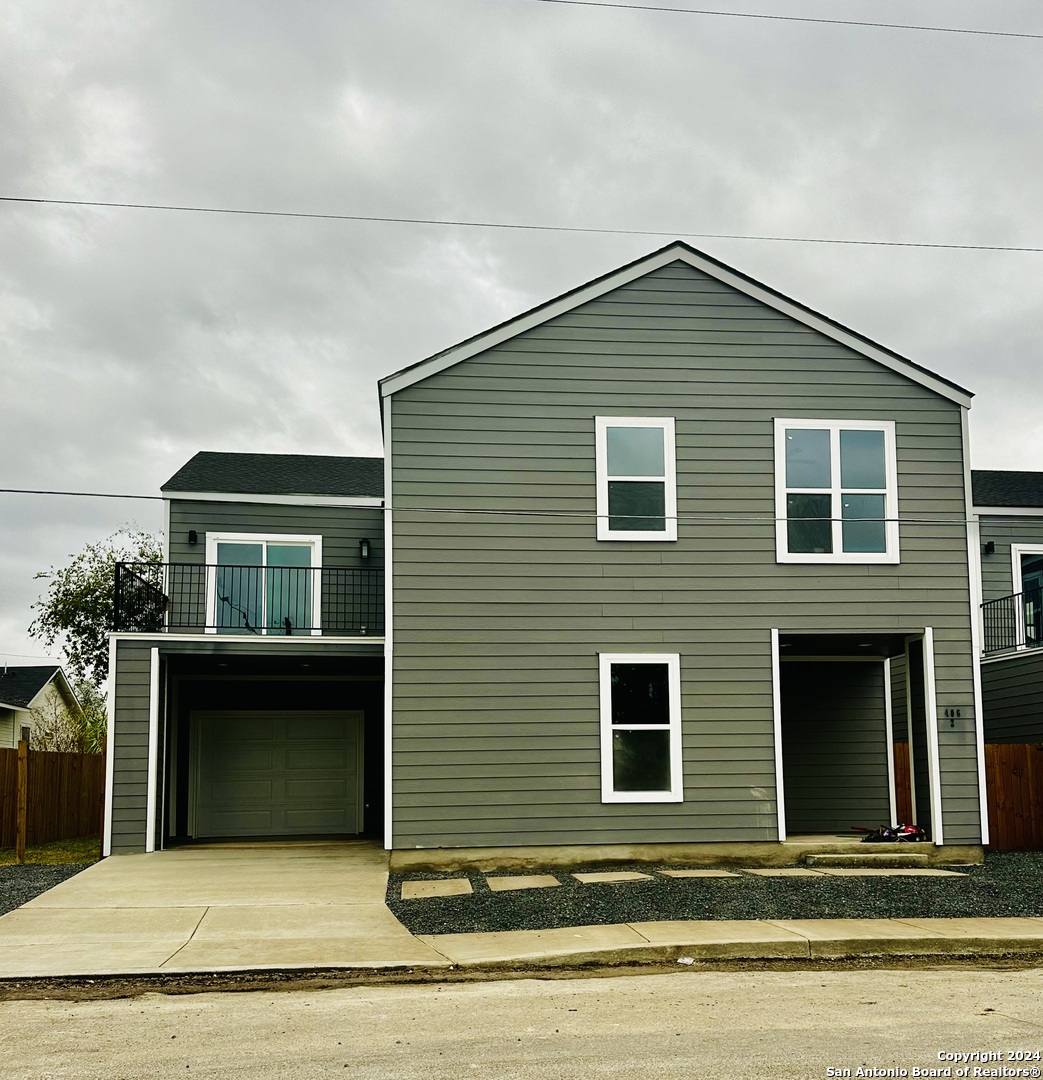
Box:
[983,540,996,555]
[359,538,371,560]
[188,530,198,546]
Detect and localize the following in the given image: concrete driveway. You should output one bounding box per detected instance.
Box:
[0,841,449,978]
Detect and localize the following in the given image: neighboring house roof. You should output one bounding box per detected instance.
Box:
[0,665,80,714]
[378,240,974,406]
[972,470,1043,509]
[161,452,385,498]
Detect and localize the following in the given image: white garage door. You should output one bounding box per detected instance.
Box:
[191,710,363,838]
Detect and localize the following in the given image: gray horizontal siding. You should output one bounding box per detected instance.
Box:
[389,259,977,850]
[781,662,890,834]
[110,639,153,854]
[168,501,383,568]
[982,651,1043,742]
[978,515,1043,602]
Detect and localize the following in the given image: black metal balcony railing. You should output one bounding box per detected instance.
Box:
[981,587,1043,654]
[113,562,383,635]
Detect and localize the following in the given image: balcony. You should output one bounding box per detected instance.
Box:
[981,587,1043,654]
[113,562,383,636]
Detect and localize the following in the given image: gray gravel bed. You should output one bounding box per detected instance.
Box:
[387,852,1043,936]
[0,865,91,917]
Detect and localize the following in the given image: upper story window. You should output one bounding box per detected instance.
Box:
[204,533,323,635]
[774,419,899,565]
[595,417,677,541]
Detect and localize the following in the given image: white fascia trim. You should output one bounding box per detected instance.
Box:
[383,394,394,851]
[974,507,1043,517]
[598,652,683,803]
[883,657,897,828]
[145,647,160,854]
[379,244,972,407]
[979,650,1043,666]
[961,409,989,845]
[774,418,900,565]
[922,627,945,845]
[0,701,31,713]
[108,632,384,646]
[770,629,786,841]
[103,635,117,858]
[164,491,383,508]
[595,416,677,542]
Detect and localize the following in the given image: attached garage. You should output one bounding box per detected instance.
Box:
[190,710,363,838]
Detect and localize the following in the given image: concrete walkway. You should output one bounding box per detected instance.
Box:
[1,843,1042,979]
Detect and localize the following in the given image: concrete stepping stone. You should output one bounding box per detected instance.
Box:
[744,868,826,877]
[486,875,561,892]
[659,869,740,879]
[401,878,473,900]
[572,871,653,884]
[815,868,965,877]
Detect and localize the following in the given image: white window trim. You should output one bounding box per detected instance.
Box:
[595,417,677,542]
[774,418,900,565]
[203,532,323,637]
[1011,544,1043,651]
[598,652,683,803]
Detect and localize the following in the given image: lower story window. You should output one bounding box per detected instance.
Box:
[599,653,683,803]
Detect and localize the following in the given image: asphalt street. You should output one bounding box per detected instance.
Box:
[2,968,1042,1079]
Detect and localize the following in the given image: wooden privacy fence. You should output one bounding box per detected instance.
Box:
[894,741,1042,850]
[984,743,1043,851]
[0,744,105,850]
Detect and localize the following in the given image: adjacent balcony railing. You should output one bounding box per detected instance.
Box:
[981,587,1043,654]
[113,562,383,636]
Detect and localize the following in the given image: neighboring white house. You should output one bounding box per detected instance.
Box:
[0,665,84,749]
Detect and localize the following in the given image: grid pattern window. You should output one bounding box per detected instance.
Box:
[204,533,323,635]
[595,417,677,541]
[599,653,683,803]
[774,419,899,564]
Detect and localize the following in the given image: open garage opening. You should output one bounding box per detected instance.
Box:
[161,654,384,847]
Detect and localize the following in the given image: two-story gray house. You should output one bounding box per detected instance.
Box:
[106,241,989,864]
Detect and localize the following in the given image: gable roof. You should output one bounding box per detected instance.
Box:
[972,470,1043,508]
[0,665,63,711]
[378,240,973,406]
[162,452,384,498]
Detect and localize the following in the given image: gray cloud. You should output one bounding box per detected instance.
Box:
[2,0,1041,660]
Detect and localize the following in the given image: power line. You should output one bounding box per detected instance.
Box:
[1,196,1039,252]
[0,489,991,525]
[0,488,162,501]
[526,0,1043,40]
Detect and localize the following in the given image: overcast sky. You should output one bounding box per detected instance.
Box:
[2,0,1041,669]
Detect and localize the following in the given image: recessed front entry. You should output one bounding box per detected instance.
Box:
[190,710,363,838]
[780,661,892,834]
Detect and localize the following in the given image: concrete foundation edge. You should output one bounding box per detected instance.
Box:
[389,842,985,873]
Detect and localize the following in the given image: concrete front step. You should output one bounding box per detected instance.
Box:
[804,853,930,869]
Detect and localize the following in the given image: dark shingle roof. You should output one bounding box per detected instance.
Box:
[972,470,1043,508]
[0,665,61,709]
[161,452,384,498]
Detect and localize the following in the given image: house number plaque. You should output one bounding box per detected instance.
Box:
[937,706,973,730]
